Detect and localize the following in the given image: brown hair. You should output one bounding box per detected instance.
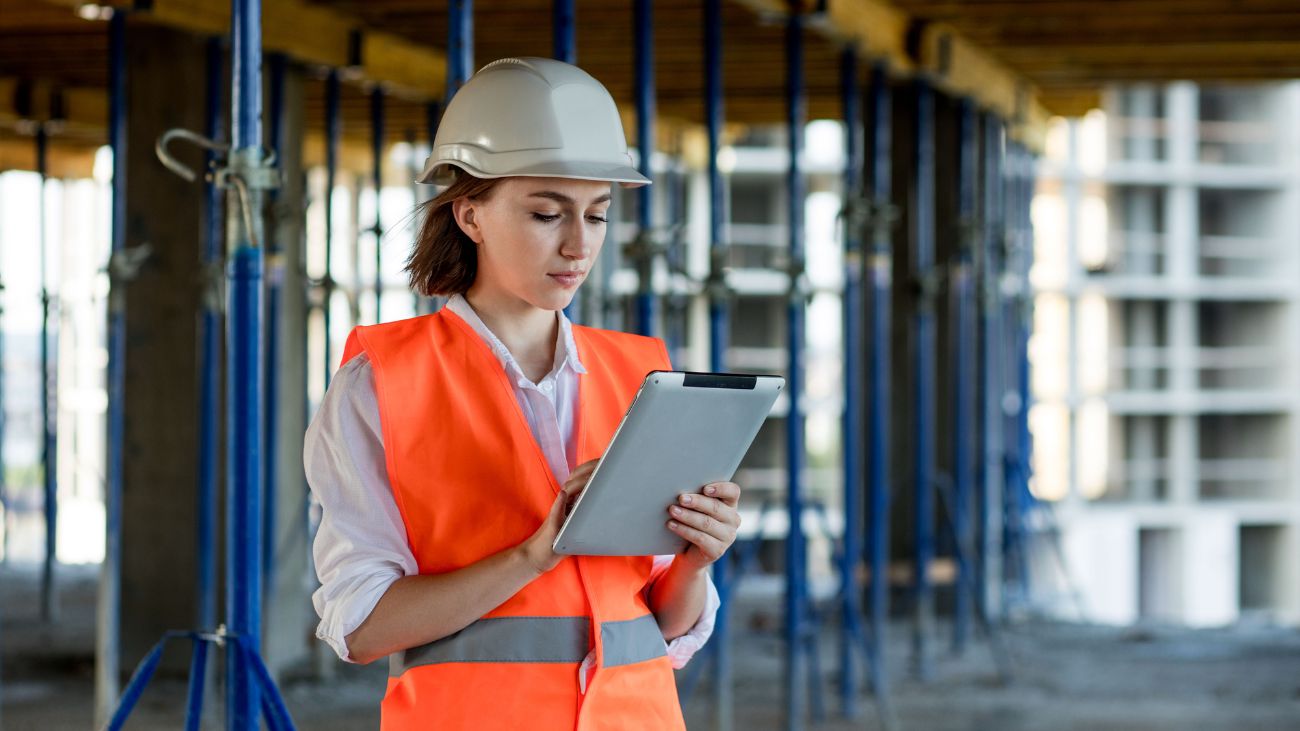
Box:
[404,172,500,296]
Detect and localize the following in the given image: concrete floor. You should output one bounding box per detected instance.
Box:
[4,563,1300,730]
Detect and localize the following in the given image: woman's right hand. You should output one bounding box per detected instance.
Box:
[517,459,599,576]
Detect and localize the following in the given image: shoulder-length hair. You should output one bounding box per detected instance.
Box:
[404,172,500,296]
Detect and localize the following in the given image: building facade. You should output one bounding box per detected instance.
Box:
[1032,82,1300,626]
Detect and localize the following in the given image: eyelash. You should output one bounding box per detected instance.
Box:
[532,213,607,224]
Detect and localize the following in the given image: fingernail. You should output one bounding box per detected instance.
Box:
[680,494,693,505]
[705,484,717,495]
[668,521,678,530]
[670,506,682,516]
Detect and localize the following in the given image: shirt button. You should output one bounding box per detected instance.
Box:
[541,381,554,393]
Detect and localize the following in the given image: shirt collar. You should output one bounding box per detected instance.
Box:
[444,293,587,379]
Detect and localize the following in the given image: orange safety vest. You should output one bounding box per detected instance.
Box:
[340,308,686,731]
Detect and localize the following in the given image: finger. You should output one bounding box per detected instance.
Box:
[676,493,740,526]
[667,519,726,561]
[550,490,570,522]
[668,504,737,542]
[700,481,741,507]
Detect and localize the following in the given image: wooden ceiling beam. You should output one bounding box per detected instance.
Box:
[892,0,1300,20]
[35,0,446,100]
[732,0,912,70]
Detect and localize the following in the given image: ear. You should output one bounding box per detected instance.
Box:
[451,196,485,244]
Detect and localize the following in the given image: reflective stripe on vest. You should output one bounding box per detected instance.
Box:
[390,614,666,676]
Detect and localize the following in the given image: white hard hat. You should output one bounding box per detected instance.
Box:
[418,57,651,188]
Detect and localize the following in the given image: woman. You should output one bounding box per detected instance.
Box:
[305,57,743,730]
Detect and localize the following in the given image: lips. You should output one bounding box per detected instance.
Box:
[548,271,584,288]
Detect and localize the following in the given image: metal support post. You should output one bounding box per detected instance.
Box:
[553,0,575,63]
[37,123,60,623]
[633,0,656,336]
[863,61,895,720]
[447,0,474,102]
[226,1,267,726]
[783,8,814,730]
[837,46,866,720]
[977,113,1006,623]
[1001,142,1035,609]
[96,10,127,725]
[371,86,385,324]
[951,98,978,654]
[198,35,224,632]
[554,0,576,321]
[703,2,733,727]
[910,78,937,683]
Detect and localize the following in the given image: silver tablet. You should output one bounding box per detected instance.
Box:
[553,370,784,556]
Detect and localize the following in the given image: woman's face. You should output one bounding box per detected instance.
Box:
[454,176,612,312]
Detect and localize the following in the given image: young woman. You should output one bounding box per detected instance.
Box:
[305,57,743,730]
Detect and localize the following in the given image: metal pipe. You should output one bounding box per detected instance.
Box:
[263,51,287,601]
[197,34,223,633]
[783,9,807,730]
[864,60,893,709]
[447,0,474,102]
[703,1,732,727]
[633,0,656,337]
[977,113,1005,622]
[910,78,936,683]
[227,1,266,727]
[37,122,59,623]
[553,0,575,63]
[370,86,384,324]
[837,45,864,719]
[96,9,127,725]
[552,0,575,339]
[323,70,339,387]
[951,98,977,654]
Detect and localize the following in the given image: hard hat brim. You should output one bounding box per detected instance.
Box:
[418,159,652,188]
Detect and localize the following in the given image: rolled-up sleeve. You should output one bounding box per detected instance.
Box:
[649,555,721,669]
[304,354,417,663]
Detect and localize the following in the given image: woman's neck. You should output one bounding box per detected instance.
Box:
[463,285,559,382]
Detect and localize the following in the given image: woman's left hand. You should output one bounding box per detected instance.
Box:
[667,481,742,572]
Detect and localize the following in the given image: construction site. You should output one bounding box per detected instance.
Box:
[2,1,1300,729]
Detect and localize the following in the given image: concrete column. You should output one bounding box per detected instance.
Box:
[119,22,210,673]
[1179,512,1237,626]
[1165,85,1199,505]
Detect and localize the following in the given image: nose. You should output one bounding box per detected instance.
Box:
[558,217,596,261]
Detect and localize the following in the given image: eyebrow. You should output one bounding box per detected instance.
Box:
[527,191,612,206]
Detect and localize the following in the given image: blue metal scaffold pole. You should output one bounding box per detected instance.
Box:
[703,1,733,728]
[448,0,474,101]
[37,122,60,623]
[198,35,224,633]
[783,7,813,730]
[226,1,267,725]
[371,87,385,324]
[951,98,978,654]
[977,113,1006,622]
[633,0,656,337]
[553,0,575,63]
[837,44,867,720]
[911,77,937,683]
[553,0,576,322]
[864,60,895,718]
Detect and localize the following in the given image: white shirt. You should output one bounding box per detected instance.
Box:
[305,294,718,673]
